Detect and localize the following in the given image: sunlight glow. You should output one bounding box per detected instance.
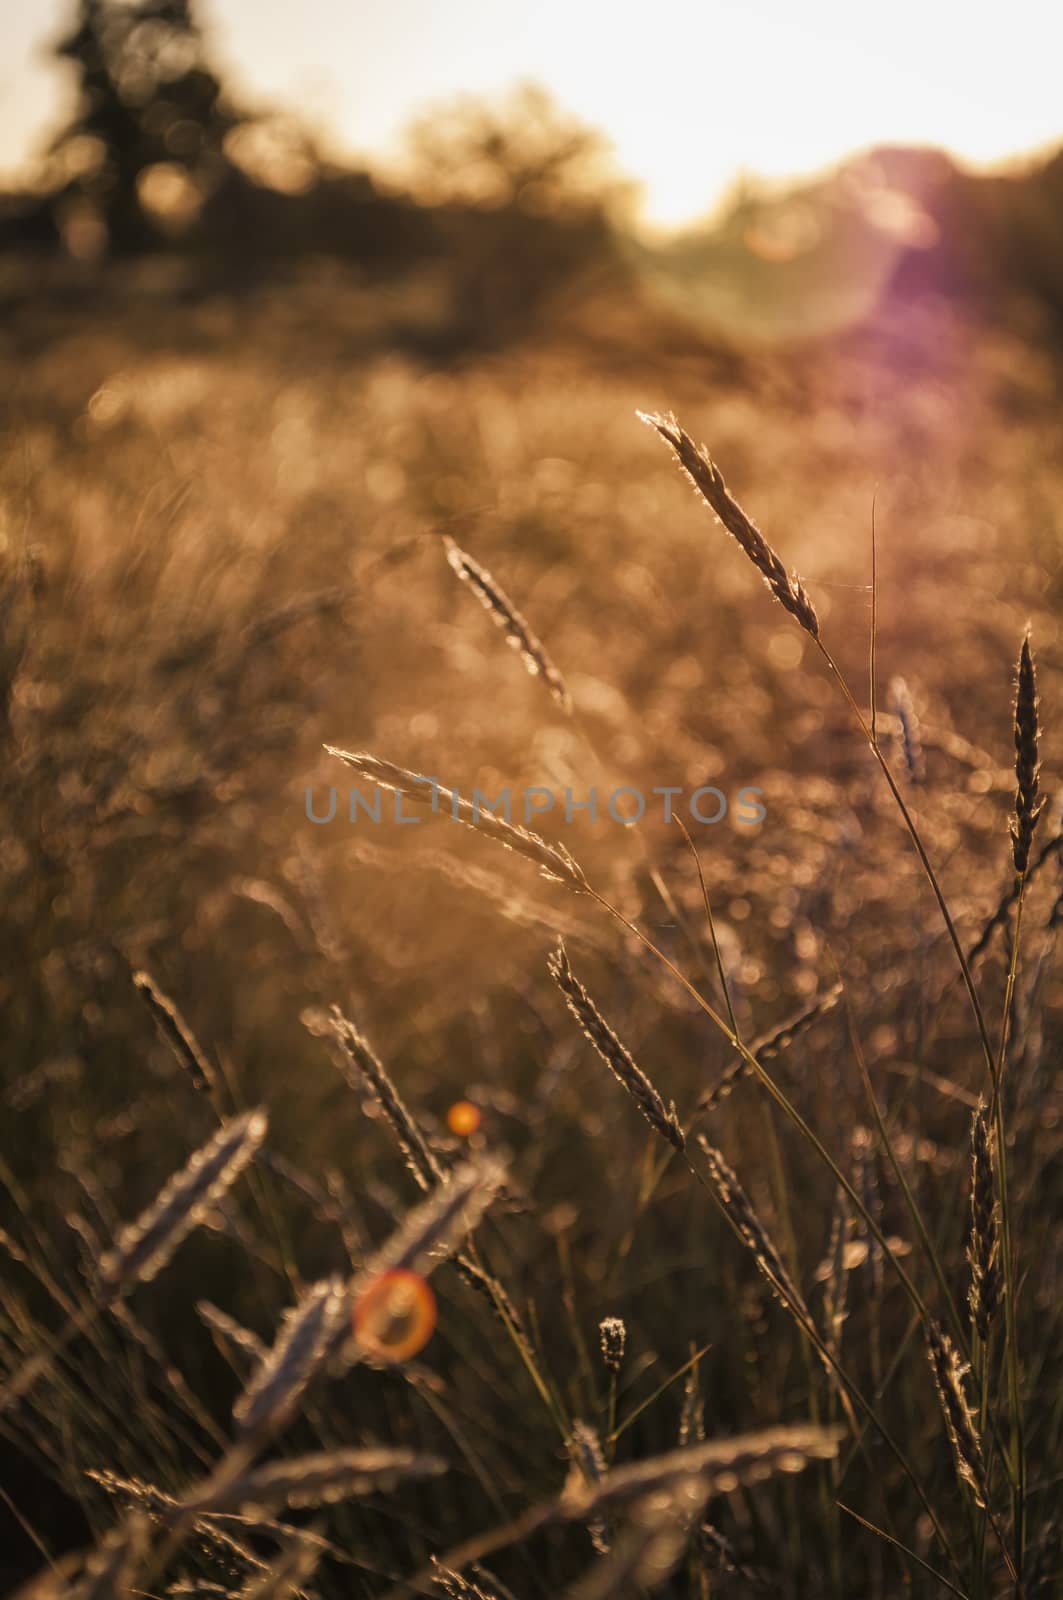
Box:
[5,0,1062,226]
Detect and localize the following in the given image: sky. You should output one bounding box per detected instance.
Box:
[4,0,1063,227]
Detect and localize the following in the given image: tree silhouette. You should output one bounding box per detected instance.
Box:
[50,0,238,251]
[405,83,633,221]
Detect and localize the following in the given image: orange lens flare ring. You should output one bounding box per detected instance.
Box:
[351,1269,436,1363]
[446,1099,482,1137]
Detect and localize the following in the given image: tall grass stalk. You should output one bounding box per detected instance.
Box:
[644,412,1049,1585]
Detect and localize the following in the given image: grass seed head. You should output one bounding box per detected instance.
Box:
[325,748,589,892]
[639,411,819,638]
[967,1102,1003,1341]
[184,1448,446,1514]
[444,535,571,713]
[328,1005,444,1192]
[564,1425,843,1516]
[99,1111,267,1291]
[132,970,218,1097]
[697,1137,805,1314]
[925,1318,990,1506]
[1011,631,1045,875]
[344,1155,509,1358]
[698,985,841,1112]
[234,1275,347,1439]
[598,1315,626,1374]
[890,676,925,784]
[549,940,685,1151]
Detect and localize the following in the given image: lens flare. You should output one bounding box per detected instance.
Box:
[446,1099,482,1137]
[351,1269,436,1363]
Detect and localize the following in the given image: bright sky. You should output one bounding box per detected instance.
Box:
[4,0,1063,226]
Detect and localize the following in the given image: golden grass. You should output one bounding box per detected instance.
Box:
[0,285,1060,1596]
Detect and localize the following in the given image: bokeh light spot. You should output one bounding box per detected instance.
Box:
[352,1269,436,1363]
[446,1099,482,1137]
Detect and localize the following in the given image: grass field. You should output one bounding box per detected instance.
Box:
[1,265,1060,1597]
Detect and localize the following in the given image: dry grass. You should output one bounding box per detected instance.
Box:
[548,939,685,1150]
[100,1111,268,1292]
[0,278,1060,1597]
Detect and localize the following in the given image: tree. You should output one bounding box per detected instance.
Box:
[49,0,238,251]
[404,82,635,222]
